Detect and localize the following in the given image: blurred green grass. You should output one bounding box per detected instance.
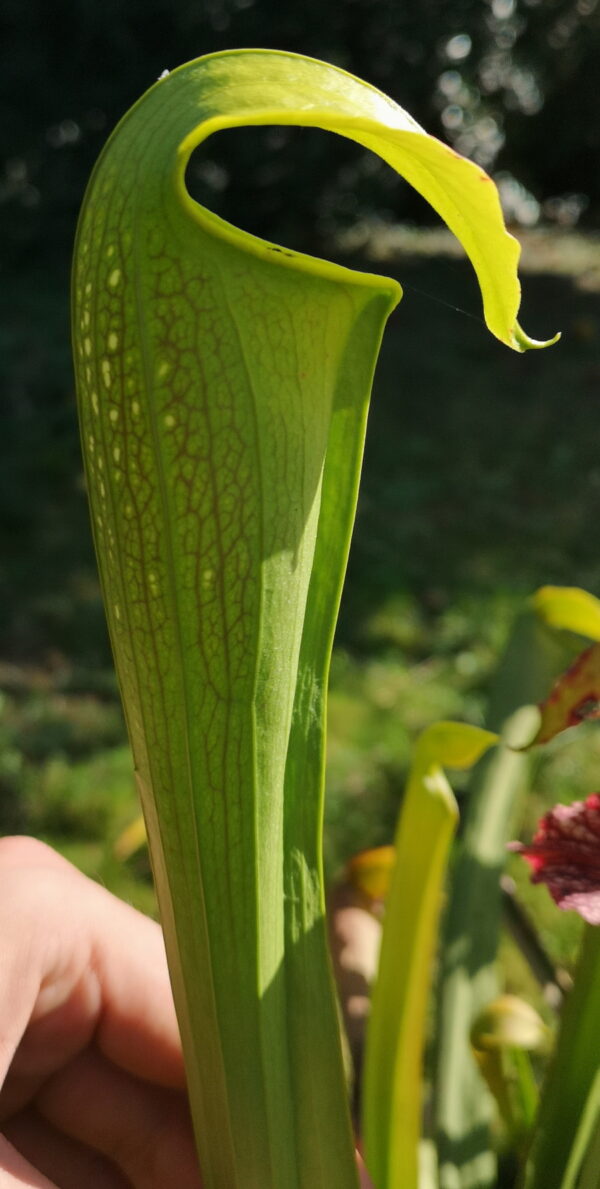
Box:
[1,229,599,973]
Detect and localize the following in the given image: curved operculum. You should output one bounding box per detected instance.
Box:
[172,49,559,352]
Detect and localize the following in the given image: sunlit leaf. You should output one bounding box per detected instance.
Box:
[362,722,497,1189]
[470,994,548,1054]
[433,609,582,1189]
[72,48,555,1189]
[470,995,546,1151]
[522,928,600,1189]
[533,585,600,642]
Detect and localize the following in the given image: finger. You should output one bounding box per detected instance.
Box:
[0,837,75,875]
[0,837,184,1094]
[3,1112,130,1189]
[0,1074,47,1126]
[36,1049,202,1189]
[0,1132,58,1188]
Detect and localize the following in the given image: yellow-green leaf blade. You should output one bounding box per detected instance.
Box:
[167,49,557,351]
[522,928,600,1189]
[533,585,600,641]
[362,723,498,1189]
[72,46,551,1189]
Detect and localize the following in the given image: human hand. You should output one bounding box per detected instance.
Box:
[0,836,375,1189]
[0,835,202,1188]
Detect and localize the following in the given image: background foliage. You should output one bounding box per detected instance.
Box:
[3,0,600,266]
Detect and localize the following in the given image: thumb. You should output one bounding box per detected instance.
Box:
[0,1135,57,1187]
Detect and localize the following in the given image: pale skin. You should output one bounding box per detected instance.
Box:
[0,837,373,1188]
